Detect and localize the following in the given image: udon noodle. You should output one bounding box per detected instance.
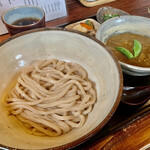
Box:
[6,59,96,136]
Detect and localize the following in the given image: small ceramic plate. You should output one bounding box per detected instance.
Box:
[96,6,129,24]
[65,18,100,37]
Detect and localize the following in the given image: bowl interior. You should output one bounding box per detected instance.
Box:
[0,29,122,149]
[3,6,44,25]
[96,15,150,76]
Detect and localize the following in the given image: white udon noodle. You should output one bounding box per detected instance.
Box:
[6,59,96,137]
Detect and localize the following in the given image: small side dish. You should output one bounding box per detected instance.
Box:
[96,6,129,24]
[65,18,100,37]
[103,13,120,21]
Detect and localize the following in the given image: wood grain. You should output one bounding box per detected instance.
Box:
[86,113,150,150]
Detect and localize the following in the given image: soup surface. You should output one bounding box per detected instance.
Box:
[106,33,150,67]
[12,17,39,26]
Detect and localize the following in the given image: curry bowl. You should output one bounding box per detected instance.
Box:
[96,15,150,76]
[0,28,123,150]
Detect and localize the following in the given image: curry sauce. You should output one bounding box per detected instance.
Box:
[106,33,150,67]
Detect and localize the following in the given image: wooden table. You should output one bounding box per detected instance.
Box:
[0,0,150,149]
[1,0,150,42]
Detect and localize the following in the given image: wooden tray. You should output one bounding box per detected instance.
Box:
[65,17,150,150]
[79,0,117,7]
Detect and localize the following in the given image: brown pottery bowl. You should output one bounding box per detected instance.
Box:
[0,28,123,149]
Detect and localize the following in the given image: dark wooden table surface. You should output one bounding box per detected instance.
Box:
[1,0,150,42]
[0,0,150,149]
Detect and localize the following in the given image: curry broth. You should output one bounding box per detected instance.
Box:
[106,33,150,67]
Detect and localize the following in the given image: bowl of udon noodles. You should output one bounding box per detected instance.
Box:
[0,28,123,150]
[96,15,150,76]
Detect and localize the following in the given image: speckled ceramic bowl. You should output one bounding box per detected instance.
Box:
[96,6,129,24]
[0,28,123,150]
[96,15,150,76]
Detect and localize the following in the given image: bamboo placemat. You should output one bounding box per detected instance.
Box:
[79,0,117,7]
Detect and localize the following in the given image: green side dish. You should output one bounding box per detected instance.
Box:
[103,13,120,21]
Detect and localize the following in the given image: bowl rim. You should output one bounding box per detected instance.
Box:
[0,27,123,150]
[96,15,150,40]
[120,61,150,71]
